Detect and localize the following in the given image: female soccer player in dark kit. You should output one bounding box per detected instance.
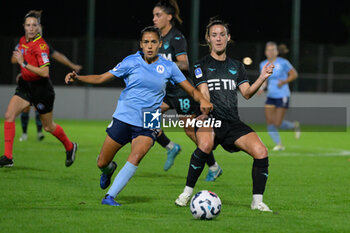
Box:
[175,19,275,212]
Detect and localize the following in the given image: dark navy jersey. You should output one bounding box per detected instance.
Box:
[192,55,249,122]
[159,27,188,97]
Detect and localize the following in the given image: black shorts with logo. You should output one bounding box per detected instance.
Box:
[15,78,55,114]
[213,119,254,153]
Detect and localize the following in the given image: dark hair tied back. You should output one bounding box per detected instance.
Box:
[24,10,42,24]
[155,0,183,25]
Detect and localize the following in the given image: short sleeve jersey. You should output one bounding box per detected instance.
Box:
[260,57,293,98]
[158,27,188,97]
[17,34,50,81]
[108,51,186,127]
[192,55,249,122]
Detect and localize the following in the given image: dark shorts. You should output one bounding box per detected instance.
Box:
[106,118,158,145]
[213,119,255,153]
[15,78,55,114]
[265,97,290,108]
[163,95,198,115]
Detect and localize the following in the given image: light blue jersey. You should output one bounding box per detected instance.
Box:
[260,57,293,98]
[108,51,186,127]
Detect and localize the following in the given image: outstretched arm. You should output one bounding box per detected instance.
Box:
[51,51,82,73]
[65,71,115,84]
[239,62,274,99]
[178,80,213,115]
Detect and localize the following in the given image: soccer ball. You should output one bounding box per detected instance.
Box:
[190,190,222,220]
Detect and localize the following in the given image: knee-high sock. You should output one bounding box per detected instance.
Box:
[20,112,29,134]
[35,111,43,133]
[279,120,294,130]
[186,148,209,188]
[107,161,138,198]
[252,157,269,195]
[267,124,281,144]
[4,121,15,159]
[51,124,73,151]
[206,151,216,167]
[156,132,172,149]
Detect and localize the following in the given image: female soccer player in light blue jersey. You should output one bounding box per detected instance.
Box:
[65,26,213,206]
[259,42,300,151]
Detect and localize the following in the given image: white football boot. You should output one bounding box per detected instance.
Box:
[251,201,273,212]
[175,192,191,207]
[272,144,285,151]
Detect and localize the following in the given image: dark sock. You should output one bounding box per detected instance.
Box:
[156,132,171,148]
[35,111,42,133]
[206,151,216,167]
[252,157,269,194]
[20,112,29,134]
[186,148,209,188]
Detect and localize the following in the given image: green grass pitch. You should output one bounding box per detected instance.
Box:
[0,119,349,233]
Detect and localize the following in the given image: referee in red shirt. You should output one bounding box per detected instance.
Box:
[0,10,77,167]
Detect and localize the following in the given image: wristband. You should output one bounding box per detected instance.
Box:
[21,61,28,68]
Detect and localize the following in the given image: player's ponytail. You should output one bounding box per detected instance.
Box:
[24,10,43,24]
[155,0,183,25]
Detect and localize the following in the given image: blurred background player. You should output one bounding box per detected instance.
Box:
[258,41,300,151]
[65,26,213,206]
[153,0,222,180]
[17,24,82,142]
[278,43,289,58]
[175,19,274,212]
[0,10,77,168]
[153,0,189,170]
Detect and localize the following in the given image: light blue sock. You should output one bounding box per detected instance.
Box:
[280,120,294,130]
[267,124,281,144]
[107,161,138,198]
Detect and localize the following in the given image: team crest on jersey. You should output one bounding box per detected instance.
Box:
[39,43,47,50]
[156,65,165,74]
[41,53,49,63]
[228,68,237,75]
[195,68,203,78]
[113,63,121,71]
[163,42,170,50]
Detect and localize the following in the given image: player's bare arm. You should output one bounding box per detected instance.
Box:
[65,71,114,84]
[239,62,274,99]
[278,68,298,88]
[175,54,189,71]
[51,51,82,73]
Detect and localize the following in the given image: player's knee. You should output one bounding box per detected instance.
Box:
[4,111,15,122]
[198,141,213,154]
[252,145,268,159]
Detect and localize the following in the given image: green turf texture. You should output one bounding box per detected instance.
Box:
[0,119,349,233]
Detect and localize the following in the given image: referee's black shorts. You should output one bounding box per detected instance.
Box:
[15,78,55,114]
[213,119,254,153]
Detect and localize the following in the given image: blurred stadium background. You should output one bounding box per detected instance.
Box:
[1,0,350,125]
